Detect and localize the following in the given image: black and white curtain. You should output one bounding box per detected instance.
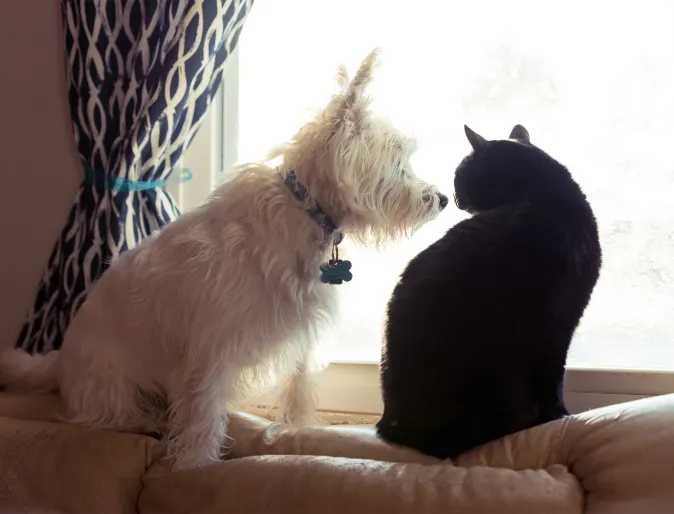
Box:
[17,0,253,354]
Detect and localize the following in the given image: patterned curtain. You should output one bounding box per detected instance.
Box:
[17,0,254,354]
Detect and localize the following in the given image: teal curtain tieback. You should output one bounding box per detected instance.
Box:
[83,166,193,192]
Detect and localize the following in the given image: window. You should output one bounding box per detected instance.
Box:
[179,0,674,413]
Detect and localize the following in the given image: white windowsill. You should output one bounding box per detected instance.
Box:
[244,361,673,416]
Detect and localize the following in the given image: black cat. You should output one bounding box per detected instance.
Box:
[377,124,601,459]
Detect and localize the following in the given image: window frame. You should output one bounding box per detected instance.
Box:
[178,47,674,416]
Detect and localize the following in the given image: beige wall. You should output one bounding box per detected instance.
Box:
[0,2,81,347]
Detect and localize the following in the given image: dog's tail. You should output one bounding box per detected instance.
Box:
[0,348,60,393]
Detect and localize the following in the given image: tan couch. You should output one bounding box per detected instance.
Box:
[0,392,672,513]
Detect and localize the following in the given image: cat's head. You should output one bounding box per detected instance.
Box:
[453,124,568,214]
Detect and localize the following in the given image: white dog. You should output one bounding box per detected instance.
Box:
[0,49,447,469]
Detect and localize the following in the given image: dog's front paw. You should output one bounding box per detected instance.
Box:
[166,435,224,471]
[280,408,317,428]
[278,387,318,428]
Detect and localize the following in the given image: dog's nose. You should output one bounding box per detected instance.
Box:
[437,192,449,209]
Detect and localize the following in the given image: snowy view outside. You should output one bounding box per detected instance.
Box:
[234,0,674,369]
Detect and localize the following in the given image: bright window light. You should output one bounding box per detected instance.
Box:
[226,0,674,369]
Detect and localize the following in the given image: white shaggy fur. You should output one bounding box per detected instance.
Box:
[0,49,446,470]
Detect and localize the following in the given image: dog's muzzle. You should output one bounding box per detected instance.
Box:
[437,193,449,210]
[423,192,449,210]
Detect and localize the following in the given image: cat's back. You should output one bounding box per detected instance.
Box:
[387,190,600,359]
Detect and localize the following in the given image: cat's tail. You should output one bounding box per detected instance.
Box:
[0,347,60,393]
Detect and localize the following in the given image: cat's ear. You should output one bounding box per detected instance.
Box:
[509,124,530,143]
[464,125,489,151]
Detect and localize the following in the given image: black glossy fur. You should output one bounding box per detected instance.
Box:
[377,125,601,459]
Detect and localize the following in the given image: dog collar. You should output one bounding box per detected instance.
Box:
[282,170,343,245]
[281,170,352,285]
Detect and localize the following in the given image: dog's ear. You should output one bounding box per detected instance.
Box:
[464,125,489,152]
[509,124,530,143]
[339,48,380,126]
[349,47,380,94]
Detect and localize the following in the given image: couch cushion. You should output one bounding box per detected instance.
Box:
[140,457,582,514]
[140,410,583,513]
[0,415,161,514]
[10,392,674,514]
[562,394,674,514]
[0,391,63,422]
[226,411,441,464]
[449,393,674,514]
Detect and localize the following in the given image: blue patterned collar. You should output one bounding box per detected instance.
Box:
[282,170,343,244]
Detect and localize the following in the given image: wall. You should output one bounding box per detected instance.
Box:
[0,2,81,347]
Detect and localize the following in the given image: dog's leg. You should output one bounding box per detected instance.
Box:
[61,381,165,434]
[59,356,164,434]
[278,349,318,428]
[165,372,229,470]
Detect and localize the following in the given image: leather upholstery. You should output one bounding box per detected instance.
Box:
[0,392,672,513]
